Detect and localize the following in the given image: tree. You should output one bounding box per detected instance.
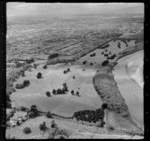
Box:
[76,91,80,96]
[43,65,47,69]
[33,64,37,69]
[51,120,57,128]
[46,91,51,97]
[62,83,68,92]
[52,89,56,95]
[82,61,87,64]
[30,105,38,113]
[71,90,74,95]
[23,80,30,87]
[63,70,67,74]
[57,89,63,94]
[101,103,108,110]
[39,122,47,131]
[21,70,25,77]
[46,111,53,118]
[102,60,109,66]
[67,68,70,72]
[37,72,42,79]
[23,127,32,134]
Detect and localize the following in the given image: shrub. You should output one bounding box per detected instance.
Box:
[23,127,32,134]
[39,122,47,131]
[46,91,51,97]
[37,72,42,79]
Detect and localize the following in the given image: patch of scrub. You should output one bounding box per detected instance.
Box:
[113,50,143,129]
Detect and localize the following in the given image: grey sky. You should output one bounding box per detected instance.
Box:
[7,3,144,17]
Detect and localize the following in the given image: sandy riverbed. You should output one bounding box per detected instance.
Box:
[113,50,143,129]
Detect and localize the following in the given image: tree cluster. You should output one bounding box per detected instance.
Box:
[107,54,116,60]
[71,90,80,96]
[52,83,68,95]
[90,53,96,57]
[15,80,30,89]
[39,121,47,132]
[26,105,40,118]
[43,65,47,69]
[73,108,104,123]
[46,91,51,97]
[63,68,71,74]
[102,60,109,66]
[23,127,32,134]
[45,111,53,118]
[48,53,59,60]
[37,72,42,79]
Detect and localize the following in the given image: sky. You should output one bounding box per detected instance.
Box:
[7,3,144,17]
